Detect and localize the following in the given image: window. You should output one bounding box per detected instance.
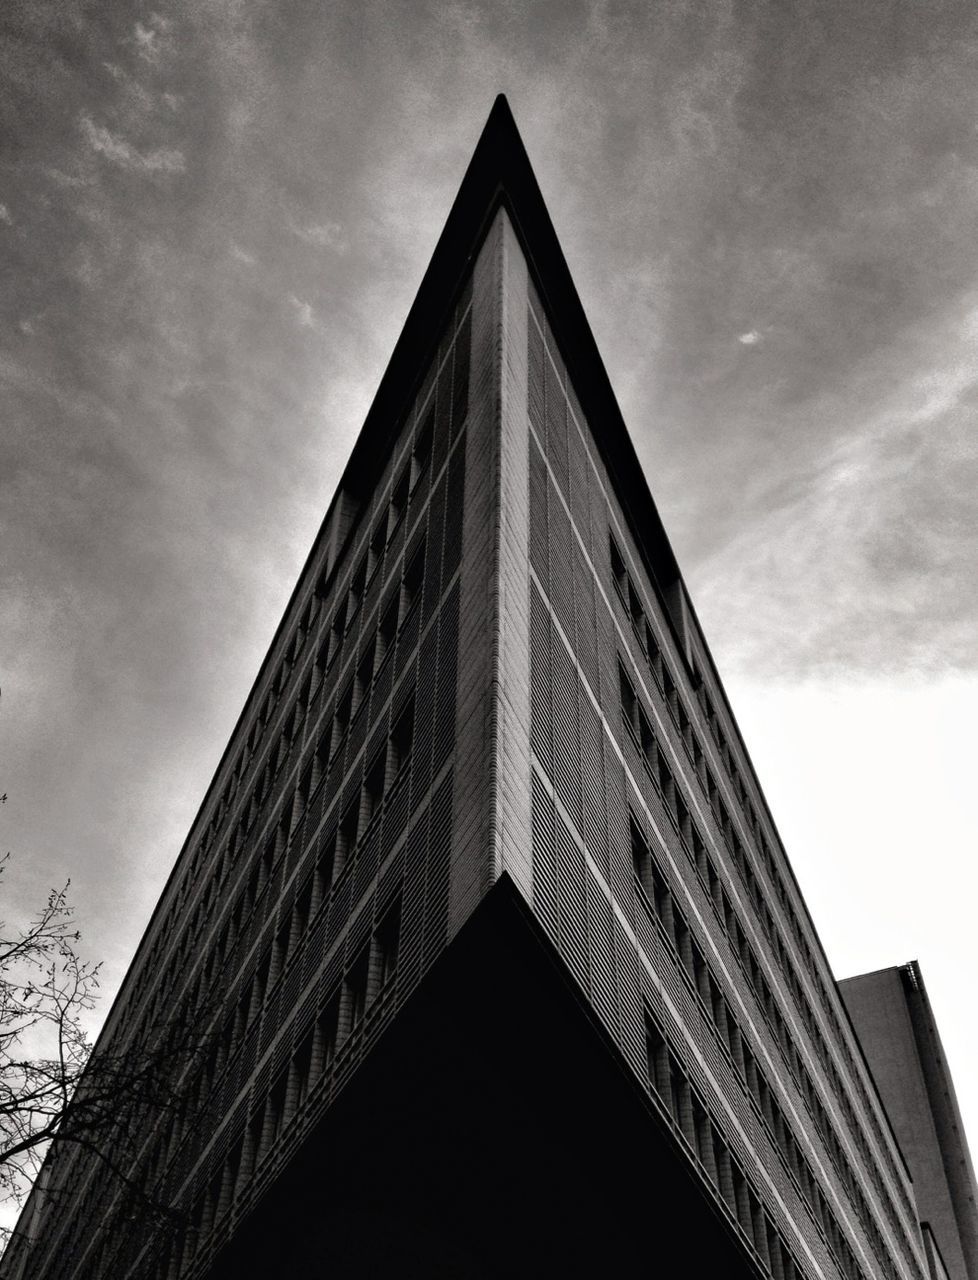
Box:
[292,763,314,830]
[375,898,401,989]
[390,463,411,531]
[327,598,347,666]
[638,705,656,769]
[250,951,271,1020]
[631,819,673,935]
[332,682,353,756]
[353,637,376,715]
[292,1028,315,1109]
[316,997,339,1074]
[627,579,644,629]
[610,535,627,599]
[362,745,387,830]
[337,798,359,867]
[274,917,292,974]
[345,949,370,1035]
[347,554,368,620]
[316,830,336,902]
[410,409,434,491]
[645,1013,669,1098]
[367,515,387,580]
[619,663,638,738]
[265,1070,289,1148]
[657,752,675,811]
[644,621,662,680]
[378,591,399,664]
[293,878,314,943]
[400,537,425,625]
[389,695,415,776]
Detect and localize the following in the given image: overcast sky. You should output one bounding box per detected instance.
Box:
[2,0,976,1184]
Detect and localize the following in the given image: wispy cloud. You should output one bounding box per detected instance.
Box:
[289,295,316,328]
[0,203,12,225]
[79,115,185,174]
[291,221,346,251]
[131,15,173,66]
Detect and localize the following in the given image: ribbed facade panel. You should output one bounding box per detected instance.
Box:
[524,283,924,1280]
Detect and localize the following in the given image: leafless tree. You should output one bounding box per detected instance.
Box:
[0,854,210,1271]
[0,858,98,1225]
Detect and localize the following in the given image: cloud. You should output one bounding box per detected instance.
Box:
[79,115,185,174]
[289,295,316,328]
[132,16,173,65]
[230,242,256,266]
[692,389,978,679]
[291,221,346,251]
[0,203,11,225]
[738,330,760,345]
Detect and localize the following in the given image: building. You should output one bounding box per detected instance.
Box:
[841,964,978,1280]
[5,96,957,1280]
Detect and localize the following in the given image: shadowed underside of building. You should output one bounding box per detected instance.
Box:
[7,98,946,1280]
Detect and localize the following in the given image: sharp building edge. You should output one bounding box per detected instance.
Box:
[7,96,976,1280]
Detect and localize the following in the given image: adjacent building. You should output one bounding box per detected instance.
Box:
[841,964,978,1280]
[6,97,968,1280]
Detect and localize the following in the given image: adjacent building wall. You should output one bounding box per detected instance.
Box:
[841,964,978,1280]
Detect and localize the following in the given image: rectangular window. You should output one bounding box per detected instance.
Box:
[347,554,368,620]
[619,663,639,738]
[390,463,411,531]
[644,621,662,682]
[627,579,644,630]
[345,949,370,1035]
[332,682,354,756]
[337,798,360,869]
[292,762,314,830]
[327,598,347,666]
[353,637,376,716]
[317,997,339,1073]
[411,409,434,491]
[609,535,627,599]
[378,591,399,665]
[293,877,314,942]
[389,695,415,777]
[316,831,337,902]
[362,745,388,830]
[367,515,387,580]
[293,1028,315,1109]
[266,1070,289,1147]
[638,706,656,770]
[375,898,401,989]
[645,1013,669,1098]
[400,537,426,626]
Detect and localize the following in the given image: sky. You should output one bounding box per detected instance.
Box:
[2,0,977,1197]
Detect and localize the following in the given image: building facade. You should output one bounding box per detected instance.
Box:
[5,98,952,1280]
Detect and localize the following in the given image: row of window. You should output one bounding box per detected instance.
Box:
[645,1012,807,1280]
[114,898,403,1280]
[118,514,425,1077]
[124,403,435,1035]
[76,658,420,1271]
[633,823,895,1280]
[610,538,915,1244]
[188,689,415,1097]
